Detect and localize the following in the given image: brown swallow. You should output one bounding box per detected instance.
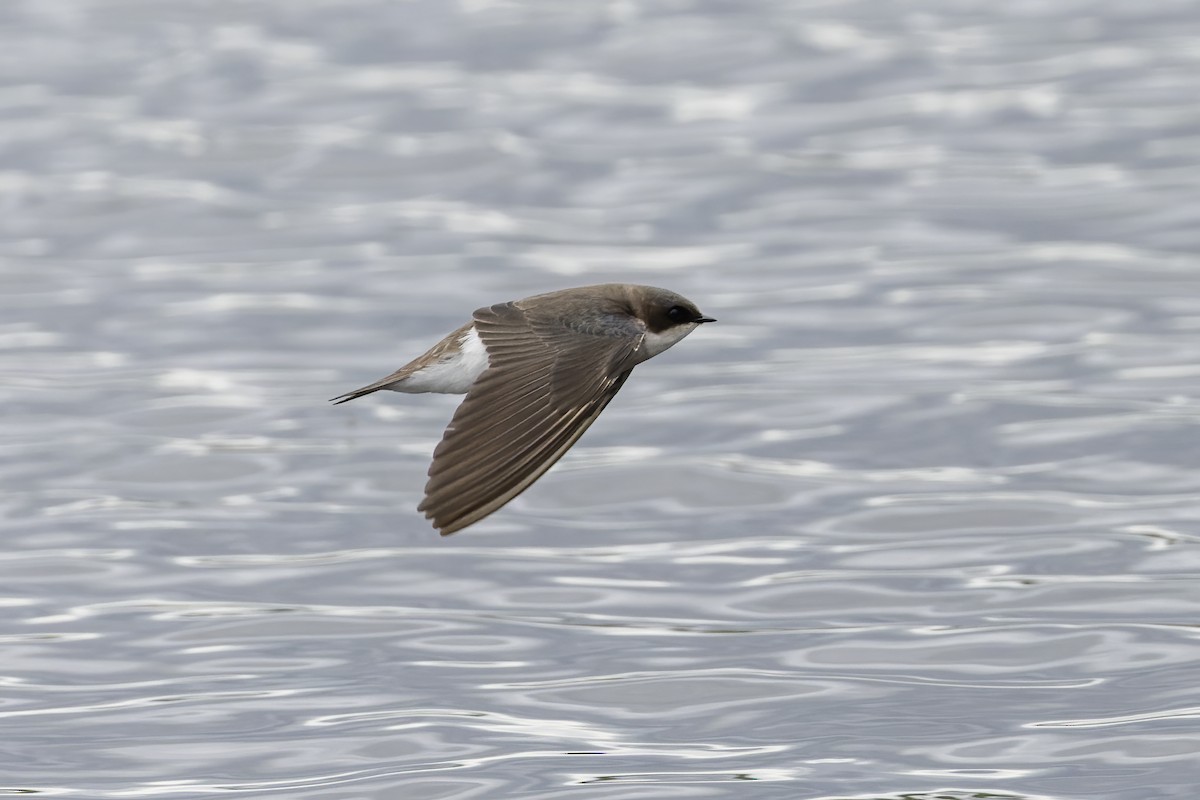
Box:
[333,284,715,535]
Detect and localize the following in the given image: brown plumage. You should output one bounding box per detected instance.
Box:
[333,284,715,535]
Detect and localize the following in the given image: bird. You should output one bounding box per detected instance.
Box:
[332,283,715,535]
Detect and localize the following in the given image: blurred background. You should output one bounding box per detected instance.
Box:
[4,0,1200,797]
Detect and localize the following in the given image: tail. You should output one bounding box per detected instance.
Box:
[330,374,405,405]
[330,387,379,405]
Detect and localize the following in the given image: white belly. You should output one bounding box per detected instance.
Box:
[396,326,490,394]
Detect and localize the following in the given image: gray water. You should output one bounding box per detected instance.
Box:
[4,0,1200,797]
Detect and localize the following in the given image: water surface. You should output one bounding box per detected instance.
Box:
[3,0,1200,797]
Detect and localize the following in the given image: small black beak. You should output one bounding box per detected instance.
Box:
[695,316,717,324]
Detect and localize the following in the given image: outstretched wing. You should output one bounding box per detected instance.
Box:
[419,301,642,535]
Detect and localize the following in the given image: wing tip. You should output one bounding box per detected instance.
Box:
[419,498,479,537]
[425,513,468,537]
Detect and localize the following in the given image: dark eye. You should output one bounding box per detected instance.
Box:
[667,306,690,323]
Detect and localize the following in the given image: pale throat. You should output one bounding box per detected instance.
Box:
[641,323,697,358]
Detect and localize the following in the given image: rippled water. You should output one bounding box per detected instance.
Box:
[5,0,1200,797]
